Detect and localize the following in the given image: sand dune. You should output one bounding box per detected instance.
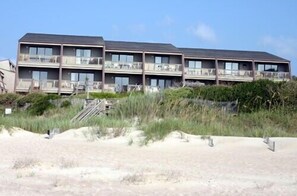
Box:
[0,127,296,195]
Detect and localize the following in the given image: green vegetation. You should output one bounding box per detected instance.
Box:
[0,80,297,142]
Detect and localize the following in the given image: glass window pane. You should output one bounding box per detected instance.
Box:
[86,73,94,81]
[71,73,78,81]
[195,61,202,69]
[122,77,129,85]
[155,56,162,64]
[189,61,195,69]
[151,79,157,87]
[225,62,232,70]
[45,48,52,56]
[84,50,91,57]
[40,71,48,80]
[37,48,45,55]
[76,49,81,57]
[258,64,265,71]
[29,47,37,55]
[127,55,133,63]
[265,65,272,71]
[112,54,119,62]
[272,65,278,71]
[232,63,239,70]
[120,55,126,62]
[165,80,172,88]
[159,79,165,89]
[32,71,39,80]
[79,73,87,82]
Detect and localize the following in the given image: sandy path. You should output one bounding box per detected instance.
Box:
[0,128,296,195]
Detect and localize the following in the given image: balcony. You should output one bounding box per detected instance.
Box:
[256,71,290,81]
[185,68,216,80]
[105,61,143,74]
[16,79,59,93]
[62,56,103,69]
[18,54,60,67]
[145,63,182,76]
[60,80,103,94]
[218,69,253,81]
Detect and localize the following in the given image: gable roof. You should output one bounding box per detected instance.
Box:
[105,40,181,54]
[19,33,104,46]
[179,48,289,62]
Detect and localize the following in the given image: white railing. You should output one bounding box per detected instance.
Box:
[145,63,182,72]
[61,80,102,91]
[185,68,216,76]
[256,71,290,80]
[219,69,253,77]
[63,56,103,65]
[19,54,60,64]
[17,79,59,90]
[105,61,143,70]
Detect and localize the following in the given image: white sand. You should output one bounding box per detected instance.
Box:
[0,127,297,195]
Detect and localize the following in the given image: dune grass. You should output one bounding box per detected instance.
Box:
[1,90,297,141]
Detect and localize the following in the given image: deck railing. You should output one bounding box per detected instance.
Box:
[218,69,253,77]
[145,63,182,72]
[185,68,216,76]
[105,61,143,70]
[63,56,103,65]
[256,71,290,80]
[61,80,102,91]
[19,54,60,64]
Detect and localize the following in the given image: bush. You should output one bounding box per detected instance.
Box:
[16,92,46,107]
[192,85,234,101]
[0,93,22,106]
[60,100,71,108]
[28,96,55,116]
[233,80,281,112]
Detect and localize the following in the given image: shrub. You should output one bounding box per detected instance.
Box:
[192,85,234,101]
[60,100,71,108]
[0,93,22,106]
[28,96,55,115]
[233,80,281,112]
[16,92,46,107]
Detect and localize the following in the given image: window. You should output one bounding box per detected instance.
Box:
[258,64,278,72]
[155,56,169,64]
[115,77,129,92]
[71,73,94,82]
[150,79,172,89]
[32,71,48,81]
[224,62,239,75]
[188,61,202,69]
[76,49,91,64]
[29,47,53,62]
[29,47,53,56]
[112,54,134,63]
[225,62,239,70]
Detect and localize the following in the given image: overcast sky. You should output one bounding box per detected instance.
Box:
[1,0,296,74]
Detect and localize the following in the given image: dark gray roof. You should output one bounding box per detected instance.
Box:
[179,48,289,62]
[105,40,181,54]
[19,33,104,46]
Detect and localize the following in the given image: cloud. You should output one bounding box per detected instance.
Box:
[260,35,297,58]
[189,23,217,43]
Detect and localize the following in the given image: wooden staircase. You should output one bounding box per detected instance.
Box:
[70,99,106,122]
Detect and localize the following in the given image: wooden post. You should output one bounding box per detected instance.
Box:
[215,59,219,85]
[181,54,185,86]
[14,43,21,92]
[142,52,146,92]
[58,44,63,95]
[102,46,106,91]
[252,60,256,81]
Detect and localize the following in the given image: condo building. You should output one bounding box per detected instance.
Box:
[15,33,291,94]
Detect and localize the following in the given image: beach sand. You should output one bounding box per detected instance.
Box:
[0,127,296,195]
